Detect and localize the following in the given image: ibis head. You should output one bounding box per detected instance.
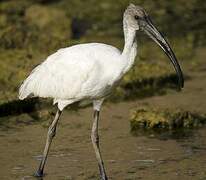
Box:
[125,4,184,90]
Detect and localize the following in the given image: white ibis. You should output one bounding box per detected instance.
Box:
[19,4,184,180]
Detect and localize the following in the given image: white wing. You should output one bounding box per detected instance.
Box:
[19,43,121,103]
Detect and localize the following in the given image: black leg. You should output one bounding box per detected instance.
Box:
[91,110,108,180]
[35,109,62,177]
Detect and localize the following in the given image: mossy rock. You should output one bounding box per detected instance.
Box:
[25,4,69,30]
[25,4,71,51]
[0,2,71,50]
[130,107,206,130]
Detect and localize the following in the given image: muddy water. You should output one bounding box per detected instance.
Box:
[0,101,206,180]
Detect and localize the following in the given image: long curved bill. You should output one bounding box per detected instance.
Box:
[141,16,184,90]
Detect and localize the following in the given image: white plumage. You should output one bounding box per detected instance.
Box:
[19,42,136,110]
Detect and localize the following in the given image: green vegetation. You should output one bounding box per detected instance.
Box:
[0,0,205,116]
[130,107,206,130]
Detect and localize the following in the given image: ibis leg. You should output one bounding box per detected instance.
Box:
[91,110,108,180]
[35,109,62,177]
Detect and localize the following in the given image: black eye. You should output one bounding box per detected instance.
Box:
[134,15,140,20]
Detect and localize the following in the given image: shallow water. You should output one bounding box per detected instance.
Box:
[0,103,206,180]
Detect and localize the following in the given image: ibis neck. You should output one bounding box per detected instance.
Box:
[122,19,137,73]
[122,28,136,55]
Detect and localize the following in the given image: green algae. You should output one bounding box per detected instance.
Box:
[130,107,206,130]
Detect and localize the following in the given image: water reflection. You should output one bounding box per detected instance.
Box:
[131,127,197,140]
